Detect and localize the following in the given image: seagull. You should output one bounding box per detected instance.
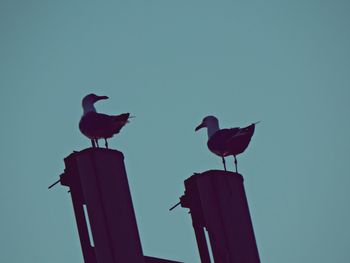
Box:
[79,93,131,148]
[195,115,258,172]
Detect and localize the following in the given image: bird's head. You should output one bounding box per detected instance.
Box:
[82,93,109,106]
[195,115,219,132]
[82,93,109,113]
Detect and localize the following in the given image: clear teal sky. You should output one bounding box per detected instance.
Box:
[1,0,350,262]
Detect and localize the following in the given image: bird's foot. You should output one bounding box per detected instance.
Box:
[222,157,227,171]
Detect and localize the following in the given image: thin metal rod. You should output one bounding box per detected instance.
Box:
[48,179,60,189]
[169,201,181,211]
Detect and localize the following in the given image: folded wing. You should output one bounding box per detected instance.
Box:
[79,112,130,139]
[207,124,255,157]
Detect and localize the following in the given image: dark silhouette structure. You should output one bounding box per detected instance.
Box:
[79,94,131,148]
[58,148,182,263]
[51,142,260,262]
[52,95,261,262]
[195,116,258,172]
[177,170,260,263]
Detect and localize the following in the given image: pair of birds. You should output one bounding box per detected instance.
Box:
[79,93,257,172]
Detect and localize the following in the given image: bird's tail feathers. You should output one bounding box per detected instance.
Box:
[125,113,135,123]
[113,113,131,123]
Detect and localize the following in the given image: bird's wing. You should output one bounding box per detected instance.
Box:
[226,124,255,154]
[88,112,129,125]
[236,124,255,137]
[207,128,239,156]
[97,112,130,135]
[110,113,130,123]
[79,112,130,138]
[89,112,114,125]
[208,125,256,156]
[79,112,110,134]
[223,128,240,142]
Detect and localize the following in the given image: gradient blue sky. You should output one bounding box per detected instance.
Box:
[1,0,350,262]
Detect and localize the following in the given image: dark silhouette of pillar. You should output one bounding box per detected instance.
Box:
[61,148,144,263]
[180,170,260,263]
[60,148,183,263]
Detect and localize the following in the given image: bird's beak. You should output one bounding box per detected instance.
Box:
[97,95,109,101]
[195,122,205,132]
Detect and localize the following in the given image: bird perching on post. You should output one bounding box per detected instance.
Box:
[195,115,258,172]
[79,93,131,148]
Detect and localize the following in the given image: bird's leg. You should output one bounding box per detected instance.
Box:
[95,139,99,148]
[234,155,238,173]
[91,139,96,148]
[105,139,108,149]
[222,157,227,171]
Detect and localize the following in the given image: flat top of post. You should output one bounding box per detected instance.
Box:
[65,147,124,160]
[187,169,243,183]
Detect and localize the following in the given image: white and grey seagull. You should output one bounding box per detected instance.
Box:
[79,93,131,148]
[195,115,258,172]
